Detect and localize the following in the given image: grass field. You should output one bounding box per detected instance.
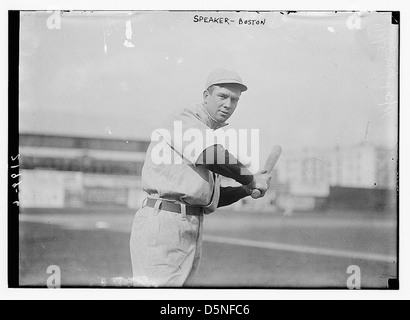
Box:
[19,207,398,289]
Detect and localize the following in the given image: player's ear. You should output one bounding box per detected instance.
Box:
[203,90,210,102]
[203,90,209,100]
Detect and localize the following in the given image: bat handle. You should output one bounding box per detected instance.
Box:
[251,189,262,199]
[251,169,269,199]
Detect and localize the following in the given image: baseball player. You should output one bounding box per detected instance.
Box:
[130,69,272,287]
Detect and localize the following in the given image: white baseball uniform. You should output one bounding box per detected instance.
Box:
[130,103,226,287]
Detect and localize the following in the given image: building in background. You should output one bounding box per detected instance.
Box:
[19,133,149,209]
[275,143,397,211]
[277,143,397,191]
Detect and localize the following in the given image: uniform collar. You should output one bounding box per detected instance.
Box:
[196,104,229,130]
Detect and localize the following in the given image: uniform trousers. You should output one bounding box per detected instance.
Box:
[130,199,204,287]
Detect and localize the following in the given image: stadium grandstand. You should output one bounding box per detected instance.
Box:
[20,133,149,175]
[19,133,150,209]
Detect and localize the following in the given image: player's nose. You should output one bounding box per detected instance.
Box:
[223,98,233,109]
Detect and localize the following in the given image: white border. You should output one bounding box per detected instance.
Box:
[1,0,409,300]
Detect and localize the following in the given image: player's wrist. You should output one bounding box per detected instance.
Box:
[246,175,257,189]
[241,185,252,196]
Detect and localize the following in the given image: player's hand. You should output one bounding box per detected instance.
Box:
[247,173,272,198]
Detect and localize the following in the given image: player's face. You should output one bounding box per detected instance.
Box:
[203,85,241,123]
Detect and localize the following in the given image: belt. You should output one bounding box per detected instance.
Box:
[145,198,204,216]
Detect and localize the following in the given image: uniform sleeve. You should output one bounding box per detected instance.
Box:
[218,186,251,208]
[198,145,254,186]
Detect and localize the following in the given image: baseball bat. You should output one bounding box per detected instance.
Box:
[251,145,282,199]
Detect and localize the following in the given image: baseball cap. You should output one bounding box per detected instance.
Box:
[205,68,248,92]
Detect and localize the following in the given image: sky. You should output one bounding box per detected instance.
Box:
[19,11,399,161]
